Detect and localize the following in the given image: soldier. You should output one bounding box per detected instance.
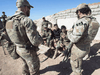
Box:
[53,25,70,59]
[0,19,3,29]
[67,3,99,75]
[41,24,53,47]
[53,24,61,46]
[5,0,43,75]
[1,12,7,28]
[41,17,52,32]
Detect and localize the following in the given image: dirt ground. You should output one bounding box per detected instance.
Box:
[0,40,100,75]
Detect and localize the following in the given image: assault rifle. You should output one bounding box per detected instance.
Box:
[62,42,73,63]
[0,28,7,55]
[1,39,6,55]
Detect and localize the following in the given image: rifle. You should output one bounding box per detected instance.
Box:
[1,40,6,55]
[62,42,73,63]
[0,29,7,55]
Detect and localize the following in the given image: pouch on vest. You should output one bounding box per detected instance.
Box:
[87,18,99,41]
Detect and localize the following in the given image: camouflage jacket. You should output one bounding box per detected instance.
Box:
[41,20,52,32]
[60,31,69,44]
[1,15,7,22]
[68,16,99,46]
[42,20,52,27]
[0,20,3,29]
[6,10,43,47]
[42,28,53,40]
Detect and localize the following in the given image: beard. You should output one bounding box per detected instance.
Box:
[26,10,30,17]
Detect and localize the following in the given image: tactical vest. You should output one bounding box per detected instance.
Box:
[77,16,99,45]
[6,15,30,45]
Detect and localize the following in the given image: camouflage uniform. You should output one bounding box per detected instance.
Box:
[1,12,7,28]
[41,20,52,32]
[68,4,99,75]
[0,19,3,29]
[56,31,70,50]
[41,25,53,47]
[52,31,70,59]
[6,0,43,75]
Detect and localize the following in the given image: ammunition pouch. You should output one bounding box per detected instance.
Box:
[7,42,19,59]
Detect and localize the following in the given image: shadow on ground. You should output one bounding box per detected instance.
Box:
[89,42,100,56]
[83,42,100,75]
[40,60,72,75]
[40,42,100,75]
[82,56,100,75]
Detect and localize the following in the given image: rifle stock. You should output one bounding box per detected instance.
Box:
[63,42,73,62]
[1,40,6,55]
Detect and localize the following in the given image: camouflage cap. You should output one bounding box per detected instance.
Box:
[16,0,34,8]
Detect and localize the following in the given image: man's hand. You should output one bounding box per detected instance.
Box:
[60,43,64,47]
[54,39,56,43]
[62,35,65,38]
[54,39,58,43]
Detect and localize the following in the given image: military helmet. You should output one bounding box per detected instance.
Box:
[16,0,34,8]
[76,3,88,10]
[76,3,91,14]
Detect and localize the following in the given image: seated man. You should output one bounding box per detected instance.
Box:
[53,25,70,59]
[53,24,61,47]
[41,24,53,47]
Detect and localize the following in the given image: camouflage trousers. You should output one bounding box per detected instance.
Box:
[2,21,6,28]
[43,39,53,47]
[52,41,70,59]
[56,41,70,50]
[70,44,90,75]
[16,46,40,75]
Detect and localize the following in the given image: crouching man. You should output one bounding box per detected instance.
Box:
[53,25,70,59]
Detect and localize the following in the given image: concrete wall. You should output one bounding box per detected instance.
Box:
[34,2,100,40]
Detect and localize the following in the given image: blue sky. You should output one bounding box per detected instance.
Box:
[0,0,100,20]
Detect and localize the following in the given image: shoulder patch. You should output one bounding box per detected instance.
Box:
[6,20,13,29]
[92,22,99,29]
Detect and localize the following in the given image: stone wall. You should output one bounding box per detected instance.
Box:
[34,2,100,40]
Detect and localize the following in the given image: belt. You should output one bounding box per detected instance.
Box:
[15,44,26,48]
[16,44,37,49]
